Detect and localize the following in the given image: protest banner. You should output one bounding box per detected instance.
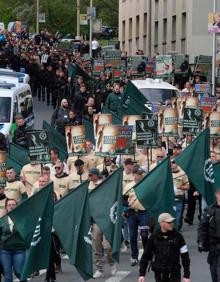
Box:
[173,54,189,74]
[122,115,142,141]
[155,55,173,78]
[0,151,6,186]
[183,107,203,135]
[136,119,158,148]
[208,13,220,33]
[115,126,133,154]
[65,125,87,156]
[209,112,220,136]
[158,108,178,137]
[27,130,50,164]
[93,113,112,139]
[95,125,119,157]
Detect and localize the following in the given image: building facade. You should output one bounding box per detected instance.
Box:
[119,0,214,62]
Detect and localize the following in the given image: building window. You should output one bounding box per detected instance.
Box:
[136,38,139,50]
[154,21,158,45]
[182,12,186,38]
[129,18,132,40]
[172,15,176,41]
[163,18,167,43]
[128,39,132,55]
[122,20,126,41]
[136,15,140,38]
[143,35,147,55]
[155,0,159,20]
[162,43,167,55]
[143,12,147,36]
[171,41,176,52]
[181,38,186,53]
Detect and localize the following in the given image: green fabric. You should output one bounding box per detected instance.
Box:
[102,106,122,125]
[105,91,123,113]
[10,123,17,140]
[214,162,220,192]
[117,81,151,119]
[135,158,175,222]
[0,216,26,251]
[176,128,215,205]
[53,182,93,280]
[89,167,123,262]
[42,120,67,161]
[82,119,95,145]
[6,155,23,175]
[9,183,54,280]
[9,143,29,167]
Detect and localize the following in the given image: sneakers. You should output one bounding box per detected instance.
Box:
[93,270,104,279]
[121,242,128,253]
[110,263,117,276]
[130,258,138,266]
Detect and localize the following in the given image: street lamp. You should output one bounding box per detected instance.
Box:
[76,0,80,37]
[36,0,39,33]
[212,0,217,96]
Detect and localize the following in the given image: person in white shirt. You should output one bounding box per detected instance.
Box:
[92,38,100,58]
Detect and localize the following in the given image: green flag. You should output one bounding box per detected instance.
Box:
[102,106,122,124]
[117,81,151,119]
[9,143,29,167]
[53,182,93,280]
[9,183,54,280]
[89,167,123,262]
[42,120,67,160]
[214,162,220,192]
[6,155,23,175]
[175,128,215,205]
[135,158,175,222]
[82,119,95,145]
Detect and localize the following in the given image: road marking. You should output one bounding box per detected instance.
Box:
[104,271,130,282]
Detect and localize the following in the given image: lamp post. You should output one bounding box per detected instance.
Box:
[212,0,217,96]
[76,0,80,37]
[89,0,93,58]
[36,0,39,33]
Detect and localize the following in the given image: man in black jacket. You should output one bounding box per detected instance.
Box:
[139,213,190,282]
[12,115,28,149]
[198,182,220,282]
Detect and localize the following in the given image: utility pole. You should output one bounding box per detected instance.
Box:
[76,0,80,37]
[212,0,217,96]
[89,0,93,58]
[36,0,39,33]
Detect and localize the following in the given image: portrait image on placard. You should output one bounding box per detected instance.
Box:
[95,125,119,157]
[122,115,142,141]
[183,107,202,135]
[65,125,87,156]
[158,108,178,137]
[93,114,112,138]
[210,112,220,136]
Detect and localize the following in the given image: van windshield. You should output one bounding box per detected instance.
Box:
[139,88,177,104]
[0,97,11,122]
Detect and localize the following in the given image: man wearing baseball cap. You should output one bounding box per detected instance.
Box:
[139,213,190,282]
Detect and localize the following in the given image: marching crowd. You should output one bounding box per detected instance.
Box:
[1,30,220,282]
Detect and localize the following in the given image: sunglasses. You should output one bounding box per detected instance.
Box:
[55,167,61,170]
[157,156,164,158]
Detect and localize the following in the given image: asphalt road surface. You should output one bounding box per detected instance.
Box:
[29,98,211,282]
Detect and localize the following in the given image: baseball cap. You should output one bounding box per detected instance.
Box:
[158,213,175,223]
[173,144,182,150]
[132,166,145,175]
[124,158,135,166]
[74,159,84,166]
[88,168,100,176]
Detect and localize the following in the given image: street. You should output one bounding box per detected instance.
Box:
[31,98,211,282]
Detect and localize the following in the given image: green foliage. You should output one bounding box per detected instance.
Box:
[0,0,118,34]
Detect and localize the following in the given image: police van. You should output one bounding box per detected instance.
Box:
[0,70,30,84]
[131,78,178,111]
[0,82,34,136]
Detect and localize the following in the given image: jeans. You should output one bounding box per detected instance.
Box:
[127,210,149,259]
[123,217,130,242]
[175,200,184,229]
[0,249,26,282]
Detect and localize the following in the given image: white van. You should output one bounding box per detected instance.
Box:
[131,78,178,110]
[0,70,30,84]
[0,82,34,136]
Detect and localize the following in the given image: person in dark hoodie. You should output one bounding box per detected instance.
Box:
[50,99,69,133]
[12,115,28,149]
[0,198,27,282]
